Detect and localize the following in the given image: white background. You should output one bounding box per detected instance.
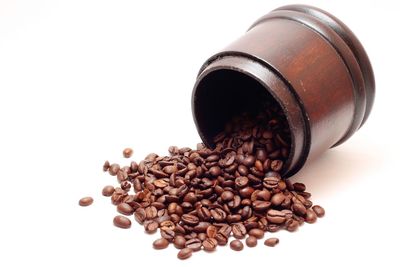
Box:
[0,0,399,266]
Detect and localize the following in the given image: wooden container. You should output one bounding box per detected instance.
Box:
[192,5,375,177]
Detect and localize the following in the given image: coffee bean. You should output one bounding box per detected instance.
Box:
[242,155,256,167]
[185,238,202,251]
[246,236,257,247]
[134,208,146,224]
[102,185,115,197]
[117,203,134,215]
[203,238,218,251]
[263,172,280,189]
[160,229,175,241]
[248,228,264,239]
[271,192,285,206]
[108,163,120,176]
[252,200,271,211]
[270,159,283,171]
[153,238,169,249]
[266,209,286,224]
[79,197,93,207]
[113,215,131,229]
[181,214,199,225]
[123,148,133,158]
[209,166,222,177]
[264,237,279,247]
[235,176,249,188]
[292,202,307,216]
[221,191,234,202]
[232,223,247,239]
[177,248,192,260]
[312,205,325,217]
[103,160,110,172]
[285,219,299,232]
[160,220,175,231]
[144,220,159,234]
[174,235,186,249]
[293,182,306,192]
[206,225,217,238]
[230,240,244,251]
[305,209,317,223]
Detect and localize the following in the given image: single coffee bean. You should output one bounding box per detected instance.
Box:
[232,223,247,239]
[305,209,317,223]
[117,203,134,216]
[209,166,222,177]
[203,238,218,251]
[266,209,287,224]
[181,214,200,225]
[102,185,115,197]
[263,172,280,189]
[312,205,325,217]
[79,197,93,207]
[144,220,159,234]
[293,182,306,192]
[285,218,299,232]
[177,248,193,260]
[174,235,186,249]
[185,238,202,251]
[270,159,283,171]
[123,148,133,158]
[252,200,271,211]
[108,163,120,176]
[264,237,279,247]
[134,208,146,224]
[230,240,244,251]
[271,192,285,206]
[292,202,307,216]
[103,160,110,172]
[206,225,217,238]
[242,155,256,167]
[160,220,175,231]
[221,191,234,202]
[153,238,169,249]
[113,215,131,229]
[248,228,264,239]
[246,236,257,247]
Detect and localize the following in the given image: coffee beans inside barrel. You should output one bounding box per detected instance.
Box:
[98,105,324,259]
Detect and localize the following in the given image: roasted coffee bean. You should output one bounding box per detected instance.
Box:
[177,248,193,260]
[305,209,317,223]
[117,203,134,215]
[270,159,283,171]
[209,166,222,177]
[235,176,249,188]
[144,220,159,234]
[134,208,146,224]
[242,155,256,167]
[198,232,207,241]
[264,237,279,247]
[293,182,306,192]
[160,220,175,231]
[197,206,211,221]
[230,240,244,251]
[271,192,285,206]
[266,209,287,224]
[232,223,247,239]
[145,206,158,219]
[102,185,115,197]
[194,222,211,233]
[123,148,133,158]
[215,233,228,246]
[153,238,169,249]
[248,228,264,239]
[181,214,199,225]
[312,205,325,217]
[160,229,175,241]
[103,160,110,172]
[108,163,120,176]
[174,235,186,249]
[285,218,299,232]
[292,203,307,216]
[210,208,227,222]
[252,200,271,211]
[79,197,93,207]
[246,236,257,247]
[185,238,202,251]
[206,225,217,238]
[203,238,218,251]
[221,191,234,202]
[113,215,131,229]
[263,172,280,189]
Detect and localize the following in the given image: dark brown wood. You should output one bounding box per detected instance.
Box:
[191,5,375,177]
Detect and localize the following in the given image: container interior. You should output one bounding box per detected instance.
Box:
[193,69,289,148]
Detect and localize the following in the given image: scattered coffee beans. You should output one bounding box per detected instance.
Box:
[81,101,325,259]
[264,237,279,247]
[78,197,93,207]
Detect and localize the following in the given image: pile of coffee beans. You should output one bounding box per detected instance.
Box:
[81,103,324,259]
